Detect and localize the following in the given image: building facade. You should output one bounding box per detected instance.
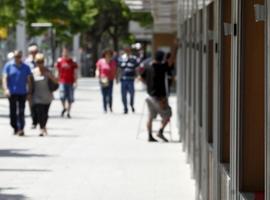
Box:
[126,0,269,199]
[177,0,267,199]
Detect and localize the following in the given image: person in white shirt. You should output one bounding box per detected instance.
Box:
[25,44,39,128]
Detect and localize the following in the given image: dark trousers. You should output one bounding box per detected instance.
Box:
[31,105,38,126]
[33,104,51,129]
[8,95,27,132]
[100,81,113,112]
[121,80,135,112]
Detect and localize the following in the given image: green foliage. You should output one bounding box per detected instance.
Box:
[131,12,153,28]
[25,0,72,42]
[0,0,21,27]
[0,0,153,47]
[68,0,97,33]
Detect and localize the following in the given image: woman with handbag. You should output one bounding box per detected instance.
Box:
[31,53,58,136]
[96,49,117,113]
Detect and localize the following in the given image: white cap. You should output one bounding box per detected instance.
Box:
[7,52,14,60]
[28,45,38,53]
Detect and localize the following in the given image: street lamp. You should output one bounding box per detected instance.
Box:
[30,22,55,68]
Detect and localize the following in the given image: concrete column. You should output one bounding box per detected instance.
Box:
[73,34,81,63]
[16,0,26,56]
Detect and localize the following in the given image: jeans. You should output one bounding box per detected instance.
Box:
[8,95,27,132]
[121,79,135,112]
[33,104,51,129]
[100,80,113,112]
[59,83,74,103]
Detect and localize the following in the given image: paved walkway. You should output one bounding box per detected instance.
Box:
[0,78,195,200]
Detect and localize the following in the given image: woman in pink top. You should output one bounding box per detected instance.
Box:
[96,49,117,113]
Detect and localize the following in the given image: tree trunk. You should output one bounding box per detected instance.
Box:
[112,35,119,52]
[91,36,102,77]
[109,27,119,52]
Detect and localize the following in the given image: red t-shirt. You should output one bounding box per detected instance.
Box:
[96,58,117,81]
[56,57,78,84]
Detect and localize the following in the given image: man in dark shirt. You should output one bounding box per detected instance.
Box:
[119,47,139,114]
[141,48,176,142]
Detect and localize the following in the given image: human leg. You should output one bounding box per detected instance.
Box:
[66,84,74,118]
[8,95,18,133]
[156,104,172,142]
[43,104,50,129]
[17,95,27,135]
[100,86,107,112]
[31,104,38,128]
[121,81,128,113]
[59,84,67,117]
[108,81,114,112]
[128,80,135,112]
[145,98,158,142]
[38,104,50,136]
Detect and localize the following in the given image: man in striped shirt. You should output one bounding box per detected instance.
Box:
[118,47,140,114]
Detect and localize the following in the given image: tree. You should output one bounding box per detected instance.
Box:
[22,0,153,76]
[68,0,133,75]
[25,0,72,44]
[0,0,21,28]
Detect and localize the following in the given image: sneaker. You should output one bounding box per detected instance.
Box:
[67,113,71,118]
[157,130,169,142]
[61,109,66,117]
[131,107,135,113]
[124,109,128,114]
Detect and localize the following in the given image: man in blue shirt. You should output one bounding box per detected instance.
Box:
[2,50,32,136]
[119,47,139,114]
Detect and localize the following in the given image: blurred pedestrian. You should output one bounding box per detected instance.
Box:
[118,47,139,114]
[25,44,39,70]
[25,44,39,128]
[31,53,58,136]
[55,47,78,118]
[164,52,176,95]
[96,49,117,113]
[2,50,32,136]
[140,45,177,142]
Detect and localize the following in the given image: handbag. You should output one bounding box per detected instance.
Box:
[100,77,109,87]
[48,78,59,92]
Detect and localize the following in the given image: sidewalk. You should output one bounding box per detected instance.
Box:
[0,78,195,200]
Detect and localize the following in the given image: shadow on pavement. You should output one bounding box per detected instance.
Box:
[0,114,9,118]
[0,188,27,200]
[49,115,92,120]
[45,134,78,138]
[0,149,48,158]
[0,168,51,172]
[77,87,100,92]
[75,98,94,102]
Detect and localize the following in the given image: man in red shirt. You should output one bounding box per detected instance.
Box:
[56,48,78,118]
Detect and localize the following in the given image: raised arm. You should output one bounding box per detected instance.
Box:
[168,39,179,67]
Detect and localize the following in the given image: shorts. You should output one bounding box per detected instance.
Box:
[146,96,172,120]
[59,83,74,103]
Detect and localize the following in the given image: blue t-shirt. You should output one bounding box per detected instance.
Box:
[119,55,139,80]
[2,61,32,95]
